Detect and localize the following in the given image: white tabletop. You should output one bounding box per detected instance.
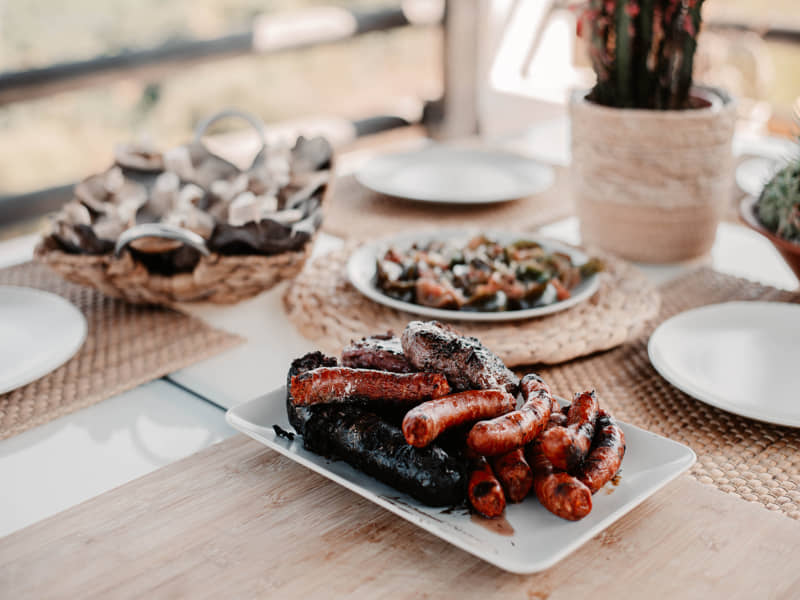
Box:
[1,207,797,539]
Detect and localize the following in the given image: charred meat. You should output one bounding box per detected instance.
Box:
[341,333,415,373]
[290,367,450,406]
[401,321,519,394]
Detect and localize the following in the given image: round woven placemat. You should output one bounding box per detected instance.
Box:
[283,242,661,366]
[538,268,800,520]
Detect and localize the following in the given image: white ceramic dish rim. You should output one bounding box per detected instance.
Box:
[226,387,696,574]
[648,301,800,428]
[0,285,88,394]
[346,230,601,322]
[355,147,555,205]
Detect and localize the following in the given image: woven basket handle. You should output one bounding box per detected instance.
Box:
[193,108,268,170]
[114,223,210,257]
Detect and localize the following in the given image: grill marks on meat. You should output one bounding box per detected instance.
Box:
[466,373,552,456]
[290,367,450,406]
[577,409,626,494]
[341,334,415,373]
[540,390,599,472]
[402,390,516,448]
[401,321,518,394]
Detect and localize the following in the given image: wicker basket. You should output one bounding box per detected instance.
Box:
[570,86,736,263]
[35,233,315,305]
[34,109,326,305]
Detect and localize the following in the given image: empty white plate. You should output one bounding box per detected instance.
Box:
[0,286,87,394]
[355,146,554,204]
[227,387,695,574]
[648,301,800,427]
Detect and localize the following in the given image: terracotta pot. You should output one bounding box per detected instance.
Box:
[739,195,800,285]
[570,86,736,263]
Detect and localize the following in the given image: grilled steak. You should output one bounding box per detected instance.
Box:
[341,333,415,373]
[400,321,519,394]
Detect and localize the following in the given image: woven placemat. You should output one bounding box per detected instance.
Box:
[283,242,661,366]
[321,171,574,240]
[0,262,243,440]
[537,267,800,519]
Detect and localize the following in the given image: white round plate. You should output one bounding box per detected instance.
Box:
[346,230,600,322]
[0,286,87,394]
[648,301,800,427]
[735,157,782,198]
[355,146,554,204]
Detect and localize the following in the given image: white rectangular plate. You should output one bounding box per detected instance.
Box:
[226,388,696,574]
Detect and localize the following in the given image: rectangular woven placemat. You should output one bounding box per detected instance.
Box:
[0,262,243,440]
[536,267,800,520]
[321,171,574,240]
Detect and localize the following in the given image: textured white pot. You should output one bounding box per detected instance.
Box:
[570,86,736,263]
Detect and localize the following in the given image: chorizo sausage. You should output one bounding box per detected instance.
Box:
[578,409,626,493]
[526,439,592,521]
[468,454,506,518]
[402,390,516,448]
[465,373,552,456]
[540,390,599,471]
[290,367,450,406]
[491,448,534,503]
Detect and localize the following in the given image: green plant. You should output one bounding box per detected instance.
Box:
[758,157,800,243]
[578,0,706,110]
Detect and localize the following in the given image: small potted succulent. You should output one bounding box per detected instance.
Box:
[572,0,736,262]
[740,156,800,283]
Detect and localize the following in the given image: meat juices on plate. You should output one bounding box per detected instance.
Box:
[401,321,519,394]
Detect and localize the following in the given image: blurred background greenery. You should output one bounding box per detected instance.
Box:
[0,0,796,197]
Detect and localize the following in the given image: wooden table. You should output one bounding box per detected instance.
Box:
[2,434,799,598]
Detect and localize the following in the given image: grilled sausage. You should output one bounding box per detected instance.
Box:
[526,439,592,521]
[402,390,516,448]
[540,390,599,471]
[468,454,506,518]
[290,367,450,406]
[466,373,552,456]
[491,448,534,503]
[578,409,626,493]
[548,410,568,427]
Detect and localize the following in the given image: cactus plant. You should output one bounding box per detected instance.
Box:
[578,0,706,110]
[757,157,800,244]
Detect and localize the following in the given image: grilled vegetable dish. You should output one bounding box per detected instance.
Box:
[374,236,603,312]
[286,320,625,521]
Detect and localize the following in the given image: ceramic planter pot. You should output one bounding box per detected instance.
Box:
[570,86,736,263]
